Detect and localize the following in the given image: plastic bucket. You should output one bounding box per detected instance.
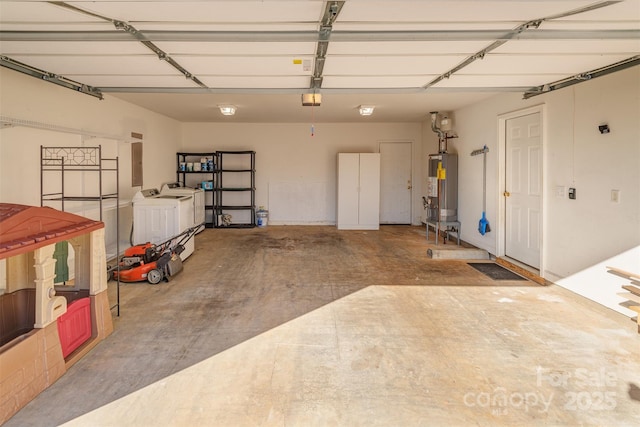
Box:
[256,210,269,228]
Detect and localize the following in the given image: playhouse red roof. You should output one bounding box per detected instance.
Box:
[0,203,104,259]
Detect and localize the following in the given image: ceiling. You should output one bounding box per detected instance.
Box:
[1,0,639,123]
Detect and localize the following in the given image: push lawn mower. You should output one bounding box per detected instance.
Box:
[112,224,203,284]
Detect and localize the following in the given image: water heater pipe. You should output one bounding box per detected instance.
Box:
[430,111,447,153]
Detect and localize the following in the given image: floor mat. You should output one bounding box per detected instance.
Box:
[468,263,527,281]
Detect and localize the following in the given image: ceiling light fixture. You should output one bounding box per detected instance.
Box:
[358,105,375,116]
[218,105,236,116]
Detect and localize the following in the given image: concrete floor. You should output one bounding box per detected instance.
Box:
[5,226,640,426]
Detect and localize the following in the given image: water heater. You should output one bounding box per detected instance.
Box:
[426,153,458,222]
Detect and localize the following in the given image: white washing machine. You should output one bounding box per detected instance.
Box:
[160,183,205,232]
[132,188,195,260]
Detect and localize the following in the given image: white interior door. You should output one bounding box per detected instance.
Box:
[505,112,542,268]
[379,142,412,224]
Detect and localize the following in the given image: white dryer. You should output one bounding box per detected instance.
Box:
[132,188,195,260]
[160,183,205,232]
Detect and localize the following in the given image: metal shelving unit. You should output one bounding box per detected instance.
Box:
[214,151,256,228]
[40,145,121,316]
[176,152,215,228]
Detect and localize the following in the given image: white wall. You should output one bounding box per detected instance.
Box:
[438,67,640,315]
[181,122,423,225]
[0,68,181,255]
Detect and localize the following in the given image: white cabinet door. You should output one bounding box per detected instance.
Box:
[358,153,381,228]
[337,153,360,228]
[337,153,380,230]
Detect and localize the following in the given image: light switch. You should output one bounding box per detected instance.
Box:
[568,188,576,200]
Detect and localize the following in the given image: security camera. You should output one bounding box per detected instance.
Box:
[598,124,610,134]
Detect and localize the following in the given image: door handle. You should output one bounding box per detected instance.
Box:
[503,191,511,197]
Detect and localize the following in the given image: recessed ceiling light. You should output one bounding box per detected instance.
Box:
[218,105,236,116]
[358,105,375,116]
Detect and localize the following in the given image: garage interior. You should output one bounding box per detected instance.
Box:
[1,1,639,425]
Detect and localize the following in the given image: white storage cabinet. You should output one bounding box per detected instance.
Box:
[337,153,380,230]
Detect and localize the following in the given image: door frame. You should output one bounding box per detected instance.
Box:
[497,104,547,274]
[378,140,414,225]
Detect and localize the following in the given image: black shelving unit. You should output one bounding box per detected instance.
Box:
[214,151,256,228]
[176,152,215,228]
